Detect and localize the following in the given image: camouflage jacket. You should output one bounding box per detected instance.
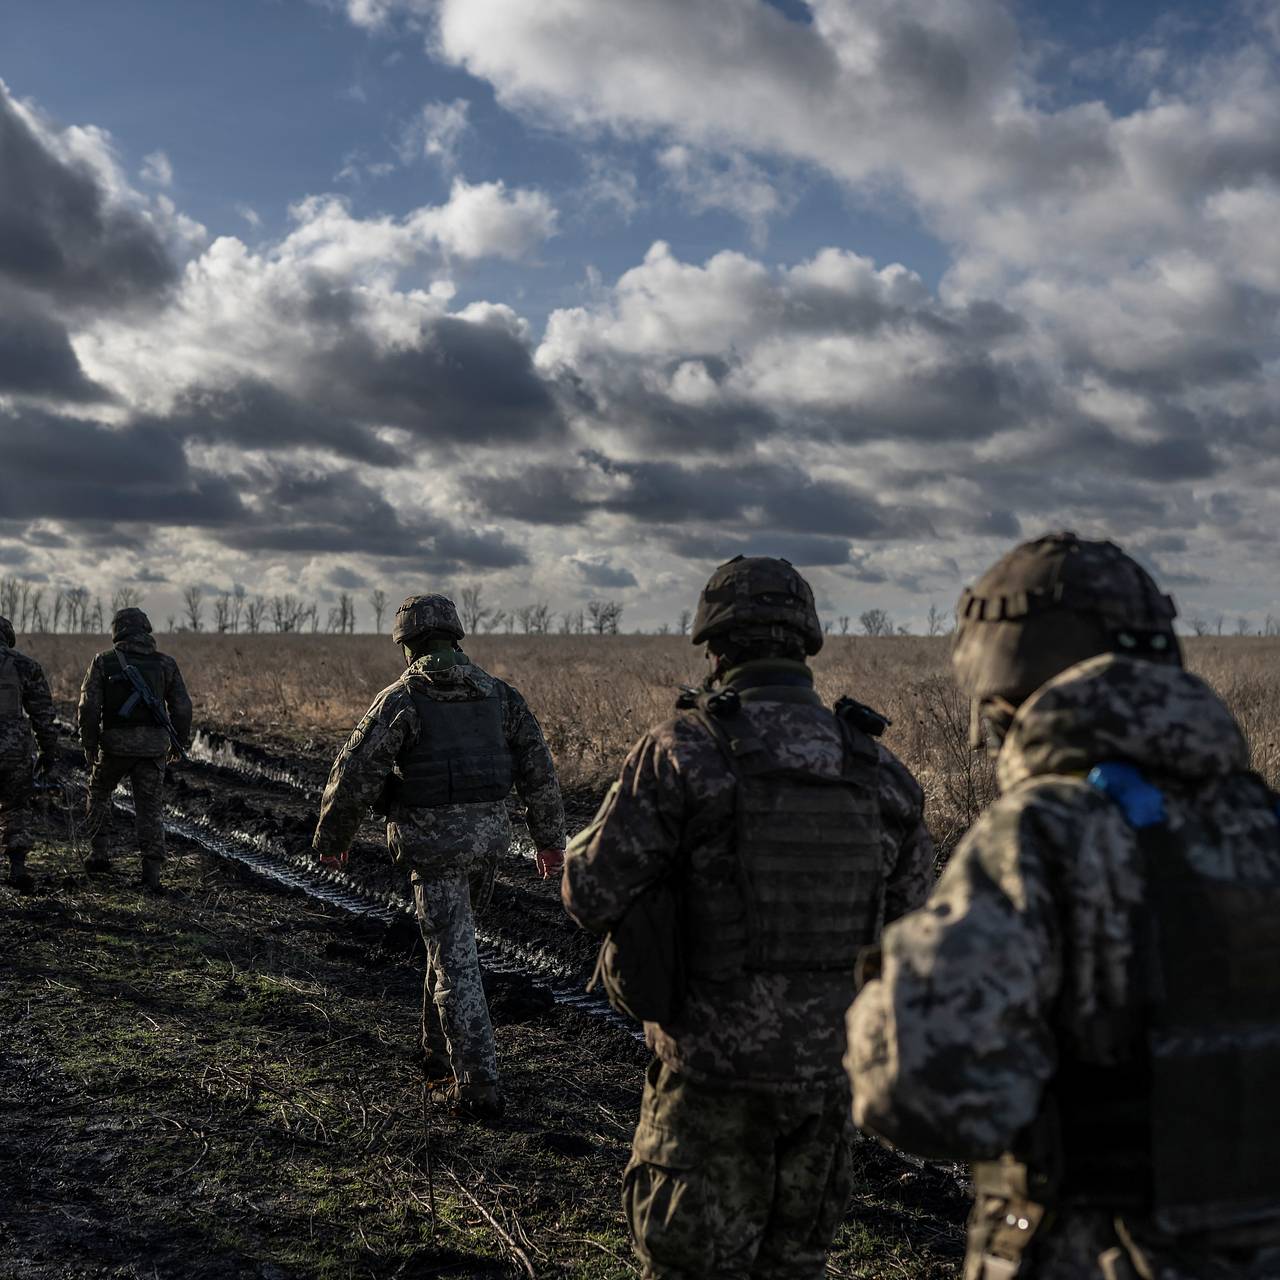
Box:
[846,655,1280,1278]
[77,635,193,761]
[0,643,58,763]
[311,653,565,876]
[564,667,933,1090]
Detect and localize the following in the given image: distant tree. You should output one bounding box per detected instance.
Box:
[656,622,671,635]
[1235,616,1252,636]
[897,624,913,636]
[244,596,266,634]
[926,601,947,637]
[164,614,176,633]
[677,609,692,637]
[1267,614,1280,638]
[230,584,246,633]
[587,599,623,635]
[111,586,142,615]
[1215,613,1225,636]
[859,608,894,637]
[213,594,232,633]
[838,615,850,636]
[529,602,554,634]
[270,594,302,633]
[182,585,205,632]
[1188,615,1211,637]
[459,584,491,635]
[369,588,388,634]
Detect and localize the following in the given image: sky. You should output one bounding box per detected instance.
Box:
[2,0,1280,634]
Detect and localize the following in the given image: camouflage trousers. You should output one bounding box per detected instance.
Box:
[85,753,167,864]
[414,858,498,1089]
[0,759,34,857]
[624,1060,855,1280]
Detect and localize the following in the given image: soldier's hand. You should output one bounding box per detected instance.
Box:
[317,848,349,870]
[535,848,565,880]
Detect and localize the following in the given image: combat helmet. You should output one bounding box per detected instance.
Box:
[392,594,464,646]
[0,616,13,648]
[111,607,152,641]
[953,532,1180,747]
[691,556,824,656]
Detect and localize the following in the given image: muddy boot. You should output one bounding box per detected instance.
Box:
[447,1081,505,1124]
[6,853,34,895]
[139,859,164,896]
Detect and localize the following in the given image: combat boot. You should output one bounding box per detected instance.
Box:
[6,853,34,894]
[139,859,164,895]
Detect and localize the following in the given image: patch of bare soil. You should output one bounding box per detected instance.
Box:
[0,726,964,1278]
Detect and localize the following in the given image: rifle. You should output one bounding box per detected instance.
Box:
[118,659,189,762]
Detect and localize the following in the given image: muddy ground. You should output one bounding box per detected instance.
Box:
[0,721,965,1279]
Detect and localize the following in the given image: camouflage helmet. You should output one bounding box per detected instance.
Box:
[691,555,824,655]
[111,607,152,642]
[0,616,14,648]
[952,532,1180,712]
[391,593,464,645]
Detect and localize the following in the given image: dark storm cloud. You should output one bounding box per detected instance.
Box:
[0,290,108,401]
[291,285,564,446]
[573,557,639,589]
[662,529,859,568]
[0,409,243,526]
[0,83,176,309]
[220,464,528,570]
[466,453,926,539]
[140,379,406,468]
[328,566,367,589]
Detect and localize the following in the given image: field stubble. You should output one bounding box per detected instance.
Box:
[27,632,1280,857]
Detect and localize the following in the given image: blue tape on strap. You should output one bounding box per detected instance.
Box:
[1086,762,1167,830]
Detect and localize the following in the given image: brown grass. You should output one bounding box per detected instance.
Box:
[23,631,1280,855]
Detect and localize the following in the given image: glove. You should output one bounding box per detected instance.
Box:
[535,848,565,880]
[316,848,349,870]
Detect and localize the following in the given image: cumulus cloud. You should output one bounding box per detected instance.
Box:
[140,149,173,187]
[657,146,792,245]
[398,98,470,168]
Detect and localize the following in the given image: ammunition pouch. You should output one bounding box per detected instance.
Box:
[968,1158,1050,1280]
[590,880,684,1024]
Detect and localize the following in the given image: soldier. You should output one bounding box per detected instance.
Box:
[0,615,58,893]
[311,593,566,1122]
[846,532,1280,1279]
[563,556,933,1280]
[79,607,192,893]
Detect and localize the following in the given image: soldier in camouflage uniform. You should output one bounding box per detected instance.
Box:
[563,557,933,1280]
[0,615,58,892]
[79,608,192,892]
[312,594,566,1121]
[846,533,1280,1280]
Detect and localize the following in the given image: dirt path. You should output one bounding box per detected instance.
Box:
[0,729,964,1279]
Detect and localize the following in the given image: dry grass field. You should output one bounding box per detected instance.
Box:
[22,630,1280,856]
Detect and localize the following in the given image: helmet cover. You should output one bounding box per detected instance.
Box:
[392,594,464,645]
[691,555,824,655]
[952,531,1180,706]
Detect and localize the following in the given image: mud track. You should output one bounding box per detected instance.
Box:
[0,721,966,1278]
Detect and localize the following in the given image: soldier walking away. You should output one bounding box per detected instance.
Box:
[78,608,192,894]
[563,556,933,1280]
[846,532,1280,1280]
[311,594,566,1123]
[0,615,58,893]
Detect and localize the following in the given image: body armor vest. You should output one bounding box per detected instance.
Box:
[102,651,167,730]
[1049,766,1280,1238]
[397,688,514,808]
[683,689,883,980]
[0,652,22,720]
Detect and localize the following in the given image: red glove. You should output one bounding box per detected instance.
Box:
[317,849,349,869]
[535,848,565,880]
